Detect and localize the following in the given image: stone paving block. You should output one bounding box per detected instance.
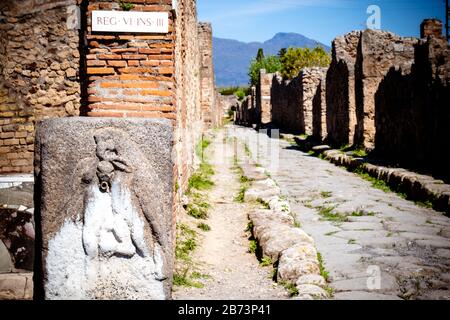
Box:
[0,273,28,300]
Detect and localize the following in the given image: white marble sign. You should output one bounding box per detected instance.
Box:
[92,11,169,33]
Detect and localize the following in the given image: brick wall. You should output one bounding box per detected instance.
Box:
[85,0,176,119]
[0,0,81,174]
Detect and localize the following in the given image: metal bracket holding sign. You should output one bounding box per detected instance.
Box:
[92,11,169,34]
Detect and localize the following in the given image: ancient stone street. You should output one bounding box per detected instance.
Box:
[230,126,450,300]
[1,0,450,303]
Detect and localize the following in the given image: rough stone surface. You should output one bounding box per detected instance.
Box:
[374,35,450,181]
[256,70,274,125]
[0,272,32,300]
[234,126,450,300]
[355,29,418,149]
[34,117,174,300]
[272,68,327,136]
[0,0,81,174]
[277,245,320,283]
[326,31,360,147]
[0,240,12,273]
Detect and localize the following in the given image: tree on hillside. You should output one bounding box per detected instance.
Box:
[280,46,331,80]
[256,48,265,62]
[248,55,282,86]
[278,48,287,59]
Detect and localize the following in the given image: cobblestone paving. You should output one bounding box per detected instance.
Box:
[231,126,450,300]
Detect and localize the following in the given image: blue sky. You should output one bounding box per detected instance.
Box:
[197,0,446,45]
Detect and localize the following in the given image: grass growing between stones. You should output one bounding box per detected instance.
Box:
[248,240,258,254]
[257,198,270,209]
[186,139,215,219]
[197,223,211,232]
[321,191,332,198]
[279,280,299,297]
[188,163,215,191]
[351,210,376,217]
[244,143,252,157]
[351,149,368,158]
[174,223,205,289]
[354,168,391,193]
[260,257,273,267]
[174,138,215,290]
[317,252,329,282]
[317,205,348,223]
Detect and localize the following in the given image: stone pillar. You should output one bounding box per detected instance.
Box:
[34,118,174,300]
[257,69,274,125]
[198,22,216,128]
[312,70,327,142]
[302,68,328,136]
[326,31,360,147]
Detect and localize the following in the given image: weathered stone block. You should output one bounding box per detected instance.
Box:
[0,240,12,273]
[34,117,174,300]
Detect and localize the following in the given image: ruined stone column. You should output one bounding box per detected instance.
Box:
[302,68,328,136]
[34,118,174,300]
[355,29,417,149]
[326,31,360,147]
[257,69,274,125]
[198,22,216,128]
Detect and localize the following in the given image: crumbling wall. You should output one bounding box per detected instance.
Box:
[271,73,303,133]
[198,22,216,128]
[375,35,450,180]
[0,0,81,174]
[174,0,202,194]
[326,31,360,147]
[312,71,327,142]
[354,29,417,149]
[271,68,327,135]
[256,69,274,125]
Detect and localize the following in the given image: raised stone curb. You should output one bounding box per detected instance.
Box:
[235,142,330,300]
[292,136,450,215]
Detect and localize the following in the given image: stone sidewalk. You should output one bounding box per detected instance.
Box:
[231,126,450,300]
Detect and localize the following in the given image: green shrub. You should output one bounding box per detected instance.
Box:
[118,0,134,11]
[280,46,331,80]
[235,89,246,101]
[248,55,282,86]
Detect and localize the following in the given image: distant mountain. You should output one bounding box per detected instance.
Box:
[213,33,330,87]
